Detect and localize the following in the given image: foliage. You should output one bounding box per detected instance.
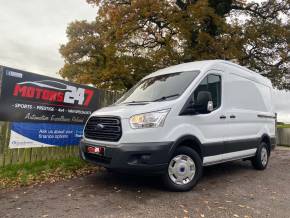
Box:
[60,0,290,90]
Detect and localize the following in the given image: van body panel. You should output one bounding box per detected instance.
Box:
[203,148,257,166]
[91,101,174,119]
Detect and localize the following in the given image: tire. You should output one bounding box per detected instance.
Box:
[251,142,270,170]
[162,146,203,192]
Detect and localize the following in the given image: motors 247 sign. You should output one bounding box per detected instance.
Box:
[0,66,101,124]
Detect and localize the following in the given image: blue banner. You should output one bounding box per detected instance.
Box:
[9,122,84,148]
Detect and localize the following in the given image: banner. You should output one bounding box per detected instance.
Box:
[0,66,101,124]
[9,122,84,148]
[0,66,106,148]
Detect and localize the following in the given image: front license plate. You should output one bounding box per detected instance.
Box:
[87,146,105,155]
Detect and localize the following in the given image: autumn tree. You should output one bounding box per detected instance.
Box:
[59,0,290,90]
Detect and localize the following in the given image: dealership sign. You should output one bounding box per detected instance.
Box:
[0,66,101,124]
[0,66,104,148]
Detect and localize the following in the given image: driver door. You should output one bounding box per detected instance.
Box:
[185,70,226,165]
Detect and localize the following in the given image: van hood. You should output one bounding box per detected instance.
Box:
[91,102,174,119]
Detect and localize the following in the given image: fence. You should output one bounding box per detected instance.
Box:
[277,128,290,147]
[0,90,120,167]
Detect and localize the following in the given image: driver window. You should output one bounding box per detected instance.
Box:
[193,74,221,111]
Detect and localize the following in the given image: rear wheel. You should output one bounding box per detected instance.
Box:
[251,142,270,170]
[162,146,203,191]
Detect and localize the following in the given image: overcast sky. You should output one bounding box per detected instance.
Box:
[0,0,289,122]
[0,0,96,78]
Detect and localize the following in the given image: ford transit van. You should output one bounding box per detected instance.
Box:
[80,60,276,191]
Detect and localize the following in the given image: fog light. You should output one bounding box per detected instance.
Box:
[128,154,151,164]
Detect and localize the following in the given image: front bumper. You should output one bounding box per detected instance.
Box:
[79,139,174,173]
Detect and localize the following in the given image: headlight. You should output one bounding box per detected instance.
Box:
[129,109,170,129]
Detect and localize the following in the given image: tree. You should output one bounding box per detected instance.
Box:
[59,0,290,90]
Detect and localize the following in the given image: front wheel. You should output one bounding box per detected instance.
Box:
[162,146,203,191]
[251,142,270,170]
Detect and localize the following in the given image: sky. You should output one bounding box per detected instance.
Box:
[0,0,289,122]
[0,0,96,78]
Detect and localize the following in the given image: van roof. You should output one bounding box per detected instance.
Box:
[145,60,272,87]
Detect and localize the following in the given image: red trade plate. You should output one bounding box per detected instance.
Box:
[87,146,105,155]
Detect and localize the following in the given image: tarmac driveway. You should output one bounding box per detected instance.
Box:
[0,146,290,218]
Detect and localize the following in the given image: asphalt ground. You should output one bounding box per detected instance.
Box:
[0,146,289,218]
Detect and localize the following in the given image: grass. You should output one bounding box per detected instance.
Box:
[0,157,99,190]
[278,144,290,148]
[277,124,290,129]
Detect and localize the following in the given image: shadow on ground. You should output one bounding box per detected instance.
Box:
[84,160,254,192]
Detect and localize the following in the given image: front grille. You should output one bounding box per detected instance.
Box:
[84,116,122,142]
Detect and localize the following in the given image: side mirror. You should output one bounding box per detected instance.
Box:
[181,91,213,115]
[194,91,213,114]
[207,100,214,112]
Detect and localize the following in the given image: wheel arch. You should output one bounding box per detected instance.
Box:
[169,135,203,160]
[260,134,271,154]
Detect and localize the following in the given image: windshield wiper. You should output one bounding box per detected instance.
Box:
[122,100,150,104]
[153,94,180,102]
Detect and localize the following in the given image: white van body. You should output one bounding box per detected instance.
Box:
[80,60,276,191]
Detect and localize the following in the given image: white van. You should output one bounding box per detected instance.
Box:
[80,60,276,191]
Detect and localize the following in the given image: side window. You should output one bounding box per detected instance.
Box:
[193,74,221,110]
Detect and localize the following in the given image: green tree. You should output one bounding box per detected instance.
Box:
[60,0,290,90]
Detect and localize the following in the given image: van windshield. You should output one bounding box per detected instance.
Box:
[116,71,200,104]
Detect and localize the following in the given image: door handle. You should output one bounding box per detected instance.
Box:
[220,115,226,119]
[230,115,236,119]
